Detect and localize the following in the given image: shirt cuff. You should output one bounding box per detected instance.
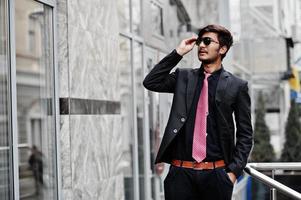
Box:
[173,49,183,59]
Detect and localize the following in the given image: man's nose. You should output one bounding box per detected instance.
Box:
[198,46,206,51]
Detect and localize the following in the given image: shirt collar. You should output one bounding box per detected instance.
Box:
[199,65,224,77]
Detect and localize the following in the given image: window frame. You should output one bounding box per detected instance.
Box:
[7,0,60,199]
[119,0,154,199]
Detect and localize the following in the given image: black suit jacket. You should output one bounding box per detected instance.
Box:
[143,50,253,178]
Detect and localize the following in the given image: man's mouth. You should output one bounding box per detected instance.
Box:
[199,49,207,53]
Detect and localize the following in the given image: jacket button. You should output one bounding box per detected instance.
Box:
[180,118,185,122]
[173,129,178,133]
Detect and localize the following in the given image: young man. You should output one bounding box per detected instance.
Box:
[143,24,253,200]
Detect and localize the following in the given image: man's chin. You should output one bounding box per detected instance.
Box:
[198,57,209,63]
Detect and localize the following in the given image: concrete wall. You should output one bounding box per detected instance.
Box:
[57,0,123,199]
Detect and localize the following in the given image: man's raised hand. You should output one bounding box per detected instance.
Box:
[175,36,197,56]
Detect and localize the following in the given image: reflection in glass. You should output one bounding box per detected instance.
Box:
[0,0,11,199]
[151,1,164,36]
[117,0,130,33]
[132,0,142,35]
[146,55,163,200]
[119,36,134,200]
[15,0,57,199]
[133,42,145,199]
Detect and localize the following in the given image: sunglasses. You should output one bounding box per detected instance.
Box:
[196,37,219,46]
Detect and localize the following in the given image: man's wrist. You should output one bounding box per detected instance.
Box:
[175,48,185,56]
[227,172,237,184]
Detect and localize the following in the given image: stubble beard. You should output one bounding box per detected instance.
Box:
[199,55,219,65]
[198,48,221,65]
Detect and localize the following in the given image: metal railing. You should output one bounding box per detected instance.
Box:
[245,163,301,200]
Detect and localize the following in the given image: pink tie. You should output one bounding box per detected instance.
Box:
[192,72,211,162]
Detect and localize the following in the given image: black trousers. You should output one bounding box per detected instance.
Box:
[164,165,234,200]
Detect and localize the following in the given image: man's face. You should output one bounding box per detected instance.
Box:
[197,32,226,63]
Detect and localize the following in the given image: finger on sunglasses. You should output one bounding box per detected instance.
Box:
[185,37,197,45]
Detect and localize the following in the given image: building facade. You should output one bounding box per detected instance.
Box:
[236,0,301,158]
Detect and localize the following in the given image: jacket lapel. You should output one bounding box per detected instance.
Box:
[215,69,230,103]
[186,68,200,115]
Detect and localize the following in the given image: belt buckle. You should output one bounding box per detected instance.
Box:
[193,161,203,170]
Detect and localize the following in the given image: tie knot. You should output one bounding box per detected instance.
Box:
[204,72,211,79]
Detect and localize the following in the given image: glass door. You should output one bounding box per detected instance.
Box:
[0,0,12,199]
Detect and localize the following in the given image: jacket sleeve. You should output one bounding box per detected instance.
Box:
[227,82,254,178]
[143,50,182,93]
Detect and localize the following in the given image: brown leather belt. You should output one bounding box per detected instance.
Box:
[171,159,225,170]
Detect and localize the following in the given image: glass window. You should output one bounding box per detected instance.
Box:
[151,1,164,36]
[145,51,164,200]
[15,0,57,199]
[119,36,134,200]
[0,0,11,199]
[118,0,131,33]
[133,41,145,199]
[132,0,142,35]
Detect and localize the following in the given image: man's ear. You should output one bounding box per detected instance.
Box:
[219,45,228,56]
